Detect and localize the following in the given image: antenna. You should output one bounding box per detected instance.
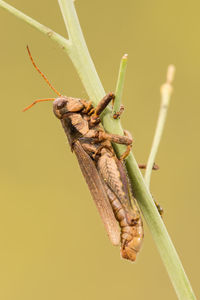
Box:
[26,46,61,97]
[23,46,62,111]
[22,98,56,112]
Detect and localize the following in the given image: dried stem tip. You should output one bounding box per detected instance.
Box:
[166,64,176,84]
[161,64,176,97]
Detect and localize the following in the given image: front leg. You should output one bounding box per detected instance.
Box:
[90,93,115,125]
[90,92,126,123]
[94,92,115,116]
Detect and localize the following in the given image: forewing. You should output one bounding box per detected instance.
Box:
[98,153,141,220]
[73,141,120,246]
[98,153,133,212]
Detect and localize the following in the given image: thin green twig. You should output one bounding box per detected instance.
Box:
[0,0,71,49]
[113,54,128,117]
[145,65,175,187]
[0,1,196,299]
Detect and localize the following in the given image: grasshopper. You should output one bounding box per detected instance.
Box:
[23,47,144,261]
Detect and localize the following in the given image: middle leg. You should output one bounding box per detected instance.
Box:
[98,129,133,160]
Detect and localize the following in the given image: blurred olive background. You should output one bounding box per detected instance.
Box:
[0,1,199,299]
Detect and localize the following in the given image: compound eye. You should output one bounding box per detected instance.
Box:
[57,101,66,110]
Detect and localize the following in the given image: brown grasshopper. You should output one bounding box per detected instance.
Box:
[23,47,144,261]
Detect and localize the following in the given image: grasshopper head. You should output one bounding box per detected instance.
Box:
[53,97,84,119]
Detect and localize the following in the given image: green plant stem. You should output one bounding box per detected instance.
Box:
[0,1,196,299]
[145,65,175,187]
[58,0,105,102]
[113,54,128,116]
